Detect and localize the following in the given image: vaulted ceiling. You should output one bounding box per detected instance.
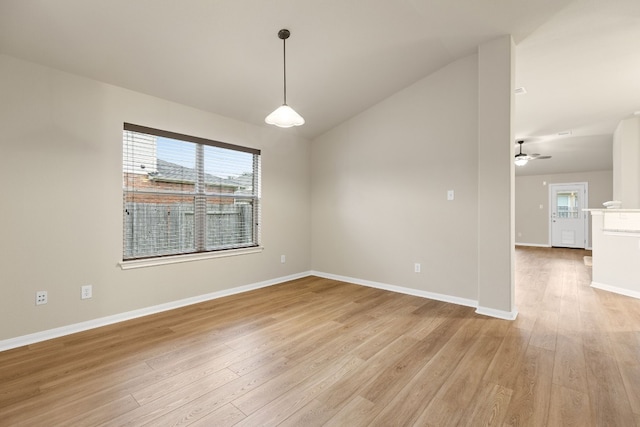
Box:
[1,0,639,176]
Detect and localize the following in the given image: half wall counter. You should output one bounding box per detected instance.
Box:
[586,209,640,298]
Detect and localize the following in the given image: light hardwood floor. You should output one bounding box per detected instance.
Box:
[2,247,640,426]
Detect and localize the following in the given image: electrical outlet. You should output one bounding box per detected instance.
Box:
[81,285,92,300]
[281,255,286,264]
[447,190,454,201]
[414,263,421,273]
[36,291,48,305]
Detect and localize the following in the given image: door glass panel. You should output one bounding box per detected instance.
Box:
[556,191,579,219]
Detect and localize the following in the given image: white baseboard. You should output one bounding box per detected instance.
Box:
[310,270,478,309]
[476,306,518,320]
[0,271,311,352]
[312,271,521,321]
[1,269,520,352]
[515,242,551,248]
[591,281,640,300]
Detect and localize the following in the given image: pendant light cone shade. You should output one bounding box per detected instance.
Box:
[265,29,305,128]
[265,104,304,127]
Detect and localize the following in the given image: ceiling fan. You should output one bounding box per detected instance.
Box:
[514,140,551,166]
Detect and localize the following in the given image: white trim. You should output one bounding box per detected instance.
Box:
[1,270,522,352]
[119,246,264,270]
[591,281,640,300]
[475,306,518,320]
[310,271,519,321]
[310,270,477,308]
[603,231,640,237]
[587,209,640,213]
[0,271,310,352]
[515,242,551,248]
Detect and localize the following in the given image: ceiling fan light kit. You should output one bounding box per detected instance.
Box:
[265,29,305,128]
[514,140,551,166]
[514,156,528,166]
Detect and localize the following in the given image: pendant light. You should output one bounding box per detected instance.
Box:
[265,29,305,128]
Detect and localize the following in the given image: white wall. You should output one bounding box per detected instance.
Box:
[476,36,515,317]
[311,54,480,302]
[515,170,613,247]
[613,116,640,208]
[0,54,311,341]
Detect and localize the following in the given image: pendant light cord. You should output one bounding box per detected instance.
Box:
[282,37,287,105]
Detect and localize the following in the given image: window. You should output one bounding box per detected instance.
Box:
[122,123,261,261]
[556,191,578,219]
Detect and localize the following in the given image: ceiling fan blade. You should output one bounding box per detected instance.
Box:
[531,155,552,160]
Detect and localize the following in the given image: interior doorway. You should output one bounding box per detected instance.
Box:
[549,182,589,248]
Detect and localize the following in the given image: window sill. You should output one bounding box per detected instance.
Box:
[119,246,264,270]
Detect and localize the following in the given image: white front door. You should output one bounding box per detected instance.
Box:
[550,183,588,248]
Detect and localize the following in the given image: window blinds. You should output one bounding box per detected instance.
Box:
[122,123,261,260]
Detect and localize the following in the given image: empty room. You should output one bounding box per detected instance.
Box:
[1,1,640,425]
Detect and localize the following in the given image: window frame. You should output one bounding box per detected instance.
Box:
[120,123,262,269]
